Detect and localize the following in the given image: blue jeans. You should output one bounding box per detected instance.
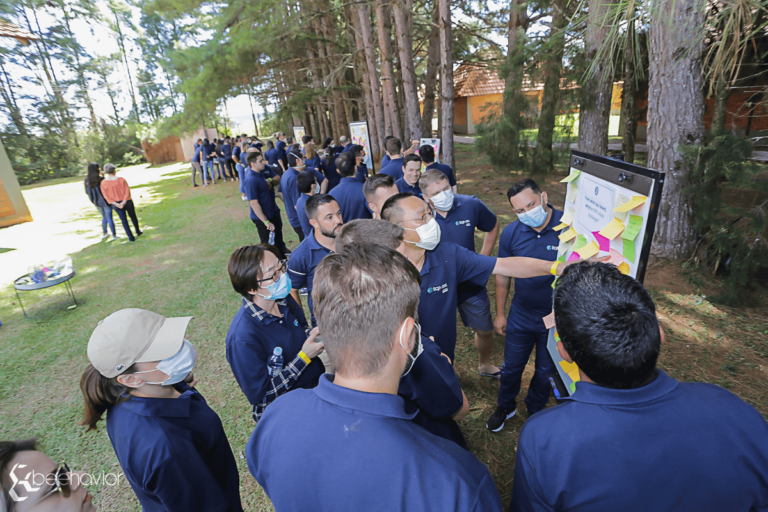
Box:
[202,160,214,182]
[97,206,115,236]
[236,164,246,194]
[217,158,227,179]
[497,305,557,413]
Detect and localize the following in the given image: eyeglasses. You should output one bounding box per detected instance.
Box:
[257,260,287,284]
[40,463,71,500]
[397,206,436,227]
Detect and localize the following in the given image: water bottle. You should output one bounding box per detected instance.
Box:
[268,231,276,245]
[267,347,284,377]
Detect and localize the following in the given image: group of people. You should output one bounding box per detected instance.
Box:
[7,130,768,511]
[84,162,143,242]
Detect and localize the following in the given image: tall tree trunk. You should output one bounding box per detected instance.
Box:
[376,0,401,140]
[393,0,423,141]
[313,17,341,138]
[710,80,731,137]
[112,8,140,122]
[648,0,705,258]
[438,0,454,170]
[504,0,529,167]
[307,45,330,140]
[620,20,637,162]
[421,1,440,136]
[356,0,385,160]
[577,0,613,154]
[319,5,349,134]
[61,5,98,128]
[534,0,568,170]
[0,57,29,137]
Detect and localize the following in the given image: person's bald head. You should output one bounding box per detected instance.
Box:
[381,193,424,224]
[336,219,406,255]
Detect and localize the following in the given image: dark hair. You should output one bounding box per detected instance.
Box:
[313,243,421,378]
[363,173,396,200]
[508,178,541,200]
[382,135,394,145]
[204,138,210,145]
[228,244,282,300]
[553,262,661,389]
[267,140,275,150]
[335,151,356,178]
[323,137,334,149]
[302,135,313,145]
[84,162,102,188]
[403,153,422,168]
[352,144,364,157]
[297,170,317,194]
[385,137,402,155]
[336,219,404,252]
[1,438,38,507]
[246,151,263,166]
[305,193,338,220]
[79,364,136,431]
[288,152,304,168]
[381,192,416,222]
[419,144,435,163]
[287,137,294,145]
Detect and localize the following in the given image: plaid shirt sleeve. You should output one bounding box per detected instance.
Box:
[252,353,309,423]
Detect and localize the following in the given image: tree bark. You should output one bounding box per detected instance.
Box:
[307,44,331,140]
[111,7,140,122]
[376,0,401,140]
[0,57,29,137]
[421,1,440,136]
[319,5,349,135]
[577,0,613,155]
[504,0,529,167]
[313,16,343,138]
[61,4,98,128]
[438,0,454,170]
[711,80,731,137]
[355,0,385,161]
[620,20,637,163]
[393,0,423,141]
[648,0,706,259]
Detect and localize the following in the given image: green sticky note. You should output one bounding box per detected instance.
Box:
[570,381,577,393]
[557,254,566,263]
[573,234,588,251]
[560,169,581,183]
[551,276,559,289]
[623,238,636,263]
[621,215,643,241]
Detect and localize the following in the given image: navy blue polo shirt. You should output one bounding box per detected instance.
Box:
[354,163,368,183]
[305,156,321,171]
[265,148,280,167]
[277,140,287,161]
[498,205,562,318]
[280,168,326,229]
[381,154,391,168]
[321,159,341,190]
[221,143,232,159]
[380,158,404,181]
[248,375,503,512]
[328,177,372,222]
[225,296,324,407]
[296,193,312,237]
[106,383,243,512]
[287,231,333,326]
[418,242,497,361]
[191,143,203,163]
[244,169,279,221]
[201,143,214,161]
[425,162,457,187]
[232,145,241,163]
[341,142,353,153]
[510,370,768,512]
[395,177,422,197]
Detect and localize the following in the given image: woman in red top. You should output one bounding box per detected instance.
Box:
[100,163,142,242]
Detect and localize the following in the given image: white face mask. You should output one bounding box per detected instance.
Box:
[134,340,197,386]
[315,183,321,194]
[430,189,454,211]
[404,217,441,251]
[399,320,423,377]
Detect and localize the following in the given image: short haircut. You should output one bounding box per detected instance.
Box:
[305,194,338,220]
[553,262,661,389]
[363,173,396,201]
[382,135,394,145]
[335,151,357,178]
[419,144,436,163]
[339,135,348,144]
[419,168,449,190]
[403,153,422,167]
[297,170,317,194]
[287,137,294,144]
[508,178,541,200]
[228,244,282,300]
[1,438,38,502]
[302,135,312,145]
[313,243,421,378]
[246,151,263,165]
[288,151,304,168]
[381,192,416,222]
[336,219,404,252]
[385,137,402,155]
[103,163,116,174]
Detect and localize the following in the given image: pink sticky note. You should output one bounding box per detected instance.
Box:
[605,248,624,266]
[592,231,610,252]
[542,311,555,330]
[567,251,580,262]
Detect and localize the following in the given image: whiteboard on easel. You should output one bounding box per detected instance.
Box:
[418,138,441,163]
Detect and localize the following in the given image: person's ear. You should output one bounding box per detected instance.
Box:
[116,373,145,389]
[556,339,574,364]
[541,191,548,206]
[309,218,318,229]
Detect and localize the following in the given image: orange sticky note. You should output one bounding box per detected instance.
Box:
[599,217,626,240]
[618,262,630,275]
[577,241,600,259]
[558,227,577,243]
[614,195,647,213]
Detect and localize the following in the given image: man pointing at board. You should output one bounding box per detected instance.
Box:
[488,179,563,433]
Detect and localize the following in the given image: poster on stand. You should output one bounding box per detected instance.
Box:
[418,138,441,163]
[349,121,374,171]
[293,126,306,148]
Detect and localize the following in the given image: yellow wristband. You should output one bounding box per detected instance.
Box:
[298,351,311,364]
[550,261,561,276]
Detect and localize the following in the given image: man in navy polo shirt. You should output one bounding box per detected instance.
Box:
[511,262,768,512]
[287,194,342,326]
[191,138,204,187]
[362,173,399,219]
[248,243,503,511]
[295,170,319,238]
[381,193,576,364]
[276,131,288,169]
[264,140,285,173]
[338,135,352,153]
[421,168,501,378]
[395,154,423,197]
[244,152,288,258]
[487,178,563,432]
[420,144,457,193]
[278,151,327,243]
[380,137,405,180]
[328,151,371,221]
[381,135,419,168]
[351,144,370,183]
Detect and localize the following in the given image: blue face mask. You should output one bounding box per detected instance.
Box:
[517,194,548,228]
[258,272,292,301]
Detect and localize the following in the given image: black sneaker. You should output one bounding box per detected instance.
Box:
[486,406,516,432]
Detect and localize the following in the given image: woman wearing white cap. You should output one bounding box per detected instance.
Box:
[79,309,243,512]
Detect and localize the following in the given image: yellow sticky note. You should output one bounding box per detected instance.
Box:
[553,222,569,231]
[614,195,647,213]
[560,207,575,225]
[618,262,630,275]
[560,169,581,183]
[613,194,630,221]
[599,217,626,240]
[558,360,581,383]
[558,227,577,243]
[576,241,600,259]
[566,182,578,203]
